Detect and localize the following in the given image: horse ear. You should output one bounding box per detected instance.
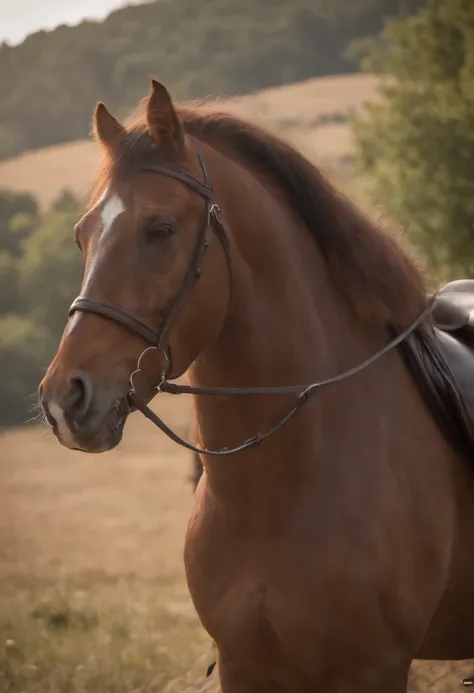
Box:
[146,79,183,146]
[93,102,125,148]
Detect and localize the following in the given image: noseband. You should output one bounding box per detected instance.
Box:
[69,142,436,457]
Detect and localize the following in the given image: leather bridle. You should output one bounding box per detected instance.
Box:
[68,140,436,457]
[70,143,231,383]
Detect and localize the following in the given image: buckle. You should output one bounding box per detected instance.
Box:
[129,346,169,403]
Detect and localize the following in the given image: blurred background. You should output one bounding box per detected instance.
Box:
[1,0,474,690]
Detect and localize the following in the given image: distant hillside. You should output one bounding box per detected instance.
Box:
[0,0,425,159]
[0,74,380,209]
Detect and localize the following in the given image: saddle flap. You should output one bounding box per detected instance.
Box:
[396,323,474,460]
[434,328,474,417]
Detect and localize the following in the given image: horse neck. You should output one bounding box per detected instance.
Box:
[187,144,389,507]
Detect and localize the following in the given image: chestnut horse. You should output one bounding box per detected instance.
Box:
[40,80,474,692]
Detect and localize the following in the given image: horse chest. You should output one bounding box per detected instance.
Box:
[187,535,337,675]
[192,553,377,690]
[211,576,282,659]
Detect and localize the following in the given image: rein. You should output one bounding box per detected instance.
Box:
[68,141,436,457]
[129,303,434,456]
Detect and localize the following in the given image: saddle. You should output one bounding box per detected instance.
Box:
[398,279,474,458]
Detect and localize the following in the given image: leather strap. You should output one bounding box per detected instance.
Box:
[69,297,162,343]
[141,164,213,200]
[158,300,436,398]
[130,300,437,457]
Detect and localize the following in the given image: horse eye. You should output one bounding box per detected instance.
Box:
[144,222,177,243]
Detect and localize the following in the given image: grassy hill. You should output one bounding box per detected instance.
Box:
[0,0,425,159]
[0,73,380,209]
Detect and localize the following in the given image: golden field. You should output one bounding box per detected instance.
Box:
[1,395,474,692]
[2,72,474,691]
[0,395,218,693]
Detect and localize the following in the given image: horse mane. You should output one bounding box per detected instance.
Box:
[95,101,428,326]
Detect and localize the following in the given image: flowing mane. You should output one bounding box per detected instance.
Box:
[92,101,428,326]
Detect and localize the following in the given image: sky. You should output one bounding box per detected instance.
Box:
[0,0,144,46]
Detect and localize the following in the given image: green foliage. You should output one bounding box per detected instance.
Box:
[0,252,20,314]
[19,208,83,334]
[0,189,82,426]
[0,190,38,255]
[0,0,426,159]
[352,0,474,276]
[0,315,52,426]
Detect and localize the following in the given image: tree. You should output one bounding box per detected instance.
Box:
[19,207,83,335]
[0,314,52,426]
[0,190,38,256]
[352,0,474,277]
[0,190,82,426]
[0,0,426,160]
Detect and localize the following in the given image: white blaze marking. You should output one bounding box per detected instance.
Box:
[49,401,78,448]
[100,193,126,237]
[79,188,126,296]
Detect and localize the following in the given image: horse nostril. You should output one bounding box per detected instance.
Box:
[65,372,94,422]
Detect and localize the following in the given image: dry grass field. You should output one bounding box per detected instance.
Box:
[0,394,218,693]
[1,394,474,692]
[0,73,380,209]
[2,71,474,691]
